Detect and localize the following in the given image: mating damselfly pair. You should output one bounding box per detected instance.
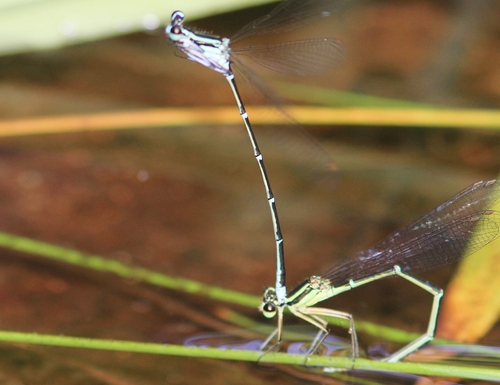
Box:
[166,0,500,363]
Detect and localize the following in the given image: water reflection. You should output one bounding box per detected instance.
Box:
[183,330,500,383]
[184,328,351,357]
[288,335,350,356]
[184,332,263,352]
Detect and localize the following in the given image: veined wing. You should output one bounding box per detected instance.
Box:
[323,180,500,286]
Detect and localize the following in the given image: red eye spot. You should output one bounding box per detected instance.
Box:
[172,26,181,34]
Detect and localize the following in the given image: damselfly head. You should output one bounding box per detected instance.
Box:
[166,11,185,39]
[260,287,278,318]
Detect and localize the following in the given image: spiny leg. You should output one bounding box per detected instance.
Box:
[293,307,359,361]
[259,306,284,357]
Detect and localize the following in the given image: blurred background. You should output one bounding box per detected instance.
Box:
[0,0,499,383]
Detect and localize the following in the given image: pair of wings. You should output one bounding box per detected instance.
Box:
[325,180,500,286]
[230,0,346,76]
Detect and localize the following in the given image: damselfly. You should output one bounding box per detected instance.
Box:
[166,0,346,316]
[260,179,500,362]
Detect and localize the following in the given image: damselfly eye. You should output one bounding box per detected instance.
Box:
[171,26,181,35]
[261,302,276,318]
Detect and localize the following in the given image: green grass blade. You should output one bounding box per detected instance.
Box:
[0,231,259,308]
[0,331,498,380]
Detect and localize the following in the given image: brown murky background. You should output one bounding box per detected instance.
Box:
[0,0,499,383]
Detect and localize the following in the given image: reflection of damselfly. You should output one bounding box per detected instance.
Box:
[261,179,500,362]
[167,0,346,323]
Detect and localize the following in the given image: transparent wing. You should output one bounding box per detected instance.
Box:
[323,180,500,286]
[229,53,339,188]
[231,0,348,43]
[232,38,345,76]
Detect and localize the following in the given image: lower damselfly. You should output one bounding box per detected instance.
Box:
[260,179,500,362]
